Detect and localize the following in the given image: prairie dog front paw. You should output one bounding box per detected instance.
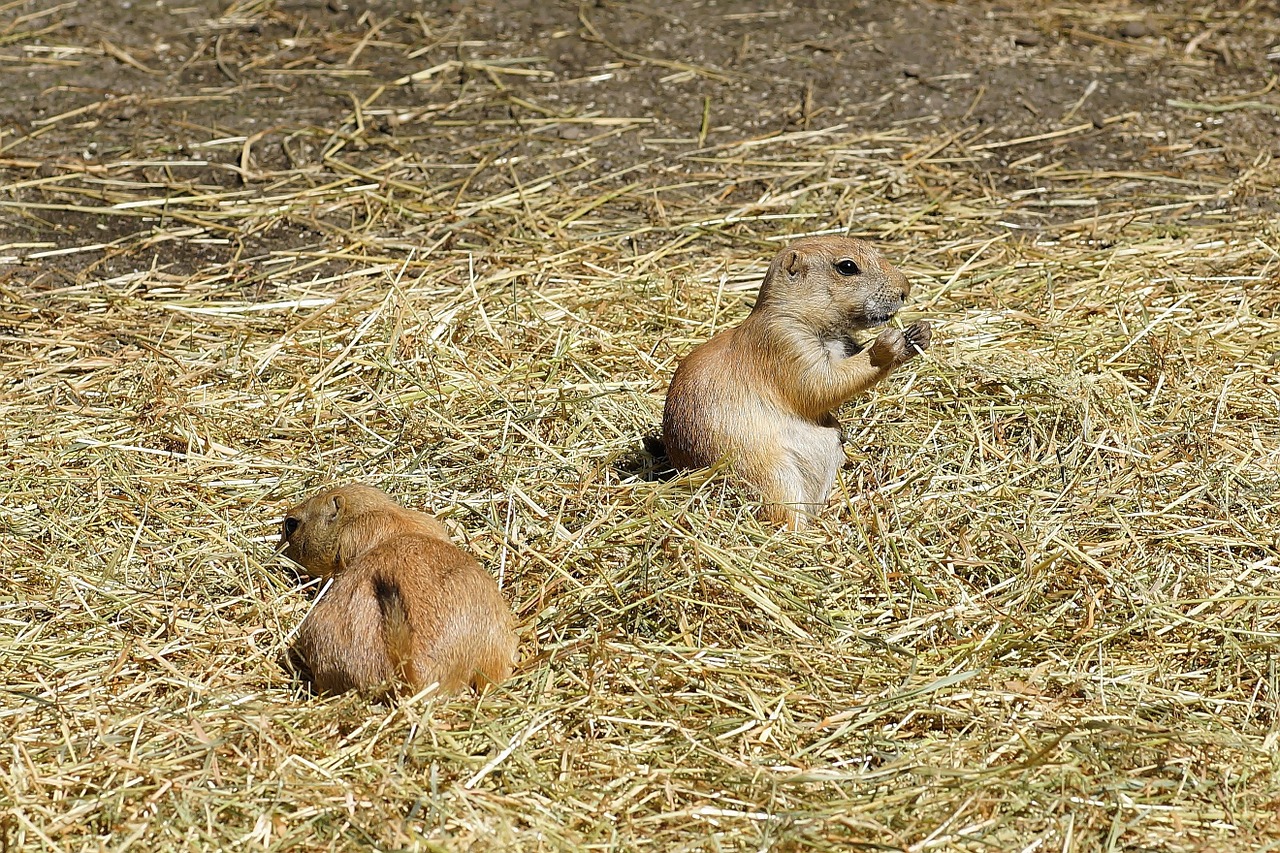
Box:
[868,321,931,368]
[868,327,906,368]
[902,321,931,360]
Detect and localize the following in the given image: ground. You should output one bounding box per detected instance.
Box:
[2,0,1280,850]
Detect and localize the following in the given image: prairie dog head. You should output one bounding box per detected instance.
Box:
[281,484,442,578]
[753,236,911,336]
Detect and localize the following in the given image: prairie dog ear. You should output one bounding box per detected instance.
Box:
[783,250,804,277]
[329,494,343,522]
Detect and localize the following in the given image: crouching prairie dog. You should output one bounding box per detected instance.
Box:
[281,484,518,697]
[661,236,931,529]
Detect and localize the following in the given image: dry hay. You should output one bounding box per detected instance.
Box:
[2,0,1280,850]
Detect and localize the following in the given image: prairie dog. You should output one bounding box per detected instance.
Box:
[661,236,932,529]
[281,484,518,696]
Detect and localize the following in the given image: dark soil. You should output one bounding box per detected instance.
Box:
[3,0,1278,281]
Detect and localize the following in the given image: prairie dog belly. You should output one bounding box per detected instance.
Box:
[780,417,845,509]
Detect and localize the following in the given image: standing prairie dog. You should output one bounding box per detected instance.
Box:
[281,484,518,697]
[661,236,932,529]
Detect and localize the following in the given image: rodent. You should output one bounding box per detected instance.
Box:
[659,235,932,529]
[280,483,518,696]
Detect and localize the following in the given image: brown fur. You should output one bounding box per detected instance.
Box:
[281,484,518,696]
[661,236,932,529]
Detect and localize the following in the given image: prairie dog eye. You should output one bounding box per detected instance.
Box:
[283,517,300,538]
[834,259,861,276]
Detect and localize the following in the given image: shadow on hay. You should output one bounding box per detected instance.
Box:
[612,433,678,483]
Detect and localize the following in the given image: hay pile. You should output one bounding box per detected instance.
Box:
[2,1,1279,849]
